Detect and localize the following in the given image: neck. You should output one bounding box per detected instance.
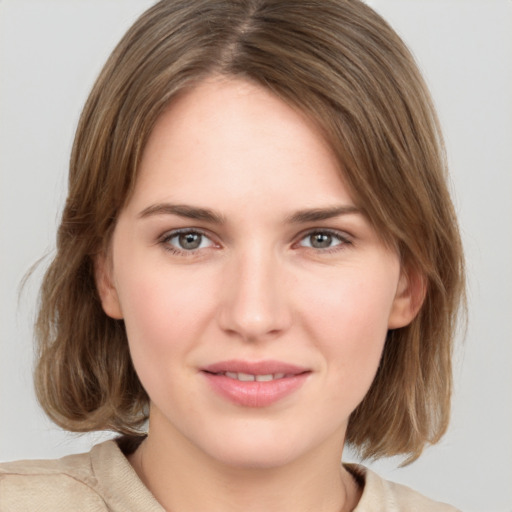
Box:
[128,417,361,512]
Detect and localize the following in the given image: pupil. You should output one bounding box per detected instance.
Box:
[179,232,201,250]
[311,233,332,248]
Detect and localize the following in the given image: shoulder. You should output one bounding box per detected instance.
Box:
[0,438,163,512]
[347,464,461,512]
[0,447,107,512]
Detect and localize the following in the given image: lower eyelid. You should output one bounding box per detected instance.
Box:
[159,229,215,251]
[158,229,352,254]
[298,230,351,247]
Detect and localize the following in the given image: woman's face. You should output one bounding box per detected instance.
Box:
[98,77,416,468]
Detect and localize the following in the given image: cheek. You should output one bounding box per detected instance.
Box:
[306,269,396,336]
[118,257,213,330]
[114,264,216,381]
[302,267,398,395]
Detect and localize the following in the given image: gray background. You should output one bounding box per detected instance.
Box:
[1,1,511,511]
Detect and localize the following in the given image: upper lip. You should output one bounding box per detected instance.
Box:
[201,360,309,376]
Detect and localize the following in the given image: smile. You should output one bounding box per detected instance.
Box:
[201,360,310,407]
[223,372,286,382]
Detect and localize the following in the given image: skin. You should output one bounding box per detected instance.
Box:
[97,76,422,512]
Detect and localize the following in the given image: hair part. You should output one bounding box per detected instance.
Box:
[34,0,465,463]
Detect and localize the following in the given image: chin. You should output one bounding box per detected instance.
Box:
[197,424,329,471]
[210,443,303,470]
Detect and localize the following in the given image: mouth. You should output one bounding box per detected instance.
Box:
[216,371,289,382]
[202,359,309,376]
[201,360,311,407]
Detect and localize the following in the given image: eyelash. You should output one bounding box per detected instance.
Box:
[158,228,352,256]
[159,228,216,257]
[296,229,352,253]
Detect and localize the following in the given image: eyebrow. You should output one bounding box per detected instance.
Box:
[138,203,226,224]
[138,202,360,225]
[286,205,361,223]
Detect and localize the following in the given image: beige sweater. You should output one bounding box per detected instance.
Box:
[0,439,460,511]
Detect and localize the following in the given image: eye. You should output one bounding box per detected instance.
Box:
[298,230,349,250]
[161,229,215,253]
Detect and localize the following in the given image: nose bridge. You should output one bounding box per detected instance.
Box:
[219,241,290,340]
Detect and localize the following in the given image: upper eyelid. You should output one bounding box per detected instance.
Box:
[295,227,352,242]
[160,227,213,240]
[159,227,218,249]
[157,227,353,249]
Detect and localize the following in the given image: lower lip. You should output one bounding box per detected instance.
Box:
[202,372,309,407]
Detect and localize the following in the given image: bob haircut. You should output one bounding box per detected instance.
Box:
[35,0,465,463]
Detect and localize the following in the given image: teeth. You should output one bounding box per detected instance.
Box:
[237,372,255,382]
[255,374,273,382]
[223,372,286,382]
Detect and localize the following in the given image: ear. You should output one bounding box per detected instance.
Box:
[388,265,427,329]
[94,252,123,320]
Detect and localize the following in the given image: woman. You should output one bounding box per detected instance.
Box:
[0,1,465,510]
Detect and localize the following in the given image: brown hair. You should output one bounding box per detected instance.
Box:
[34,0,465,463]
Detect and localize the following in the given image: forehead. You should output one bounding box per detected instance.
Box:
[127,76,354,217]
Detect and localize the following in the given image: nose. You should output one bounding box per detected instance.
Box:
[218,246,292,342]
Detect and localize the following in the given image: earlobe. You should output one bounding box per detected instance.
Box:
[94,253,123,320]
[388,266,427,329]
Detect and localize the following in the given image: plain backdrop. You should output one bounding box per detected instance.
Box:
[1,1,511,511]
